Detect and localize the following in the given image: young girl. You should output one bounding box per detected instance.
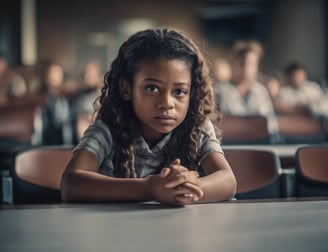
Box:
[61,27,236,206]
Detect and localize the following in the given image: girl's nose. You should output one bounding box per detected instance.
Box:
[157,93,174,109]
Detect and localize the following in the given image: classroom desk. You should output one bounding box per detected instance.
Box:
[1,199,327,252]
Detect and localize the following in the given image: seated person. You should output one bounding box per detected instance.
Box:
[215,40,278,135]
[274,61,326,116]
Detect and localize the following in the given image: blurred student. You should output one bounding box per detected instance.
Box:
[215,40,278,134]
[38,60,73,145]
[275,61,328,116]
[70,61,103,142]
[213,58,232,85]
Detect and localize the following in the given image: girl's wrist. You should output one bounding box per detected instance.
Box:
[143,175,156,201]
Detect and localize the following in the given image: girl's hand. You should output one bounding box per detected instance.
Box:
[159,159,204,204]
[146,172,202,206]
[162,159,202,190]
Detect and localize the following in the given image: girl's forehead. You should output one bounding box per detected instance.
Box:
[136,57,191,72]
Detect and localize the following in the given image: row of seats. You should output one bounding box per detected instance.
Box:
[2,145,328,204]
[218,114,327,145]
[1,99,327,149]
[0,98,88,172]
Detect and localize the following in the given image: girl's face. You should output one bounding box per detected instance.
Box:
[122,57,191,144]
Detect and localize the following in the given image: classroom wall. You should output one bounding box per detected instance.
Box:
[263,0,326,80]
[13,0,328,81]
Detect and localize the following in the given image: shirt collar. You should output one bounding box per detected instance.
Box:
[135,131,172,153]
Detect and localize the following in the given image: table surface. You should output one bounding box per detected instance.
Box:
[1,199,328,252]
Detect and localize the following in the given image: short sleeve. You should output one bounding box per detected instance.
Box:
[73,120,113,165]
[199,120,223,162]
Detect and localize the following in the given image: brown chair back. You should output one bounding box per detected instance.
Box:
[2,145,73,204]
[0,105,39,143]
[277,114,326,143]
[297,146,328,182]
[217,115,271,145]
[223,148,281,199]
[295,145,328,197]
[0,96,45,143]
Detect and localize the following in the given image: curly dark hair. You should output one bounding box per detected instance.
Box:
[95,27,220,178]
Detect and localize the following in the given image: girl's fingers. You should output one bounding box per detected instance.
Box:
[175,192,201,205]
[160,159,182,179]
[164,170,199,188]
[174,183,203,199]
[160,167,171,178]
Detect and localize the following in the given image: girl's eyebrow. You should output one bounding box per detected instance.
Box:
[143,78,162,83]
[143,78,191,87]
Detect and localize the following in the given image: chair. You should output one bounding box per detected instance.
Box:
[223,147,282,199]
[295,145,328,197]
[277,114,326,144]
[2,145,73,204]
[217,115,271,145]
[0,99,44,173]
[0,102,43,144]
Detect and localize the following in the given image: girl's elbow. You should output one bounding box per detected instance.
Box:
[223,171,237,201]
[60,173,76,202]
[230,174,237,198]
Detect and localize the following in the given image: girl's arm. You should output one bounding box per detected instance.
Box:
[197,152,237,203]
[60,150,151,202]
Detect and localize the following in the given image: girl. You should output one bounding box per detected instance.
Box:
[61,27,236,206]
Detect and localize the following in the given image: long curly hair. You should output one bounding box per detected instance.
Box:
[96,27,220,178]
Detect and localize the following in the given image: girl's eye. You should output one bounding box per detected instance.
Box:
[174,89,188,97]
[145,85,159,93]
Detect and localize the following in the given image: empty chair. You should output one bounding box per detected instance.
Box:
[295,145,328,197]
[2,145,73,204]
[217,115,271,145]
[277,114,326,144]
[223,147,281,199]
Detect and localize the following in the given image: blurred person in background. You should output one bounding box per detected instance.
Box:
[70,61,103,142]
[215,40,278,135]
[70,61,102,117]
[263,70,284,104]
[213,57,232,85]
[0,54,28,104]
[38,59,73,145]
[274,61,328,117]
[212,57,232,107]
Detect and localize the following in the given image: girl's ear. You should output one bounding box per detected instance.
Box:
[119,80,131,100]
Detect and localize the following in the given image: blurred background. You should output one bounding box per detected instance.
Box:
[0,0,327,148]
[1,0,327,81]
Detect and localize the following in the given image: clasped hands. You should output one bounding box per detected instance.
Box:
[147,159,204,206]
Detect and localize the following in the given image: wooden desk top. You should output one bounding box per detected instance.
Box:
[1,199,327,252]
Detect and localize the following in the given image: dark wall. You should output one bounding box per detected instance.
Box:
[0,0,21,66]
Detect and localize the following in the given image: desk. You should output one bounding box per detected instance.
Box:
[1,200,327,252]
